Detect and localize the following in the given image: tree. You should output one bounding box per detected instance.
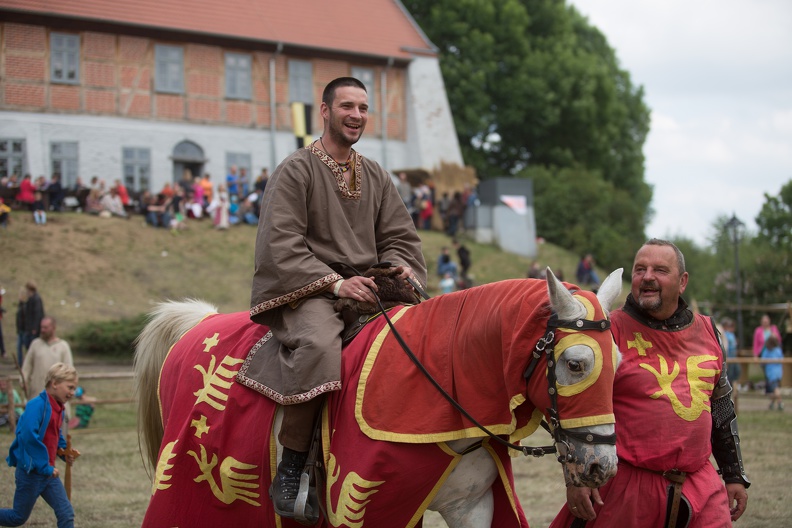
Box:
[404,0,652,270]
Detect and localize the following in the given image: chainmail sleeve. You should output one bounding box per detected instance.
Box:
[710,362,750,487]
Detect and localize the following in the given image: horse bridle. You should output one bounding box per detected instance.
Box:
[521,313,616,462]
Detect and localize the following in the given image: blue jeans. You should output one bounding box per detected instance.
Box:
[0,467,74,527]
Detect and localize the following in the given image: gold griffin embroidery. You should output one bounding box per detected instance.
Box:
[153,440,178,494]
[187,444,261,506]
[193,355,245,411]
[640,354,719,421]
[326,453,384,528]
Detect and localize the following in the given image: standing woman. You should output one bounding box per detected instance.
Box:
[752,313,782,358]
[15,286,27,367]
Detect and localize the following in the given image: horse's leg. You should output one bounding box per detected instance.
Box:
[428,439,498,528]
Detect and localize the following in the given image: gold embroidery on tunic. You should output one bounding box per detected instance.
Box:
[202,332,220,353]
[188,444,261,506]
[640,354,718,421]
[326,453,384,528]
[153,440,179,494]
[627,332,653,356]
[191,414,210,438]
[194,355,245,411]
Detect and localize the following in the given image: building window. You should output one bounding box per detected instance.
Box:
[123,147,151,192]
[225,53,252,100]
[50,142,79,188]
[0,139,26,180]
[351,67,376,111]
[51,33,80,84]
[155,45,184,93]
[288,60,313,104]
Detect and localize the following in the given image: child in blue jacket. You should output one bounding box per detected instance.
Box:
[1,363,80,527]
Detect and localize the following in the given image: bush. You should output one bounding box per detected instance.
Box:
[65,314,148,358]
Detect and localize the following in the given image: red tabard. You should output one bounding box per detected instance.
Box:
[551,310,732,528]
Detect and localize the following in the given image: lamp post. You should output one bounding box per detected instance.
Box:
[725,213,745,349]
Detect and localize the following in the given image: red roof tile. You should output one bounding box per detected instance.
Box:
[1,0,436,60]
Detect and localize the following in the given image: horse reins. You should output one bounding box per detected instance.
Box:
[334,262,616,461]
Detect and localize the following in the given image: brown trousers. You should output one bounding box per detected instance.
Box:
[279,396,325,452]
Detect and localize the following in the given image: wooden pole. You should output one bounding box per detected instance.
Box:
[57,434,80,500]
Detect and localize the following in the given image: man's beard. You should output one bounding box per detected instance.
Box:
[328,115,363,148]
[637,281,662,313]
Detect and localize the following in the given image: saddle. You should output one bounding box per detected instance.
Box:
[335,265,422,344]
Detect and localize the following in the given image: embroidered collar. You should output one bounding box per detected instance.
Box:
[622,293,693,331]
[307,142,362,200]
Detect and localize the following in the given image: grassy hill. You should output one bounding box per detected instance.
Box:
[0,210,616,353]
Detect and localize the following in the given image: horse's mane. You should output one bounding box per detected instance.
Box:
[134,299,219,471]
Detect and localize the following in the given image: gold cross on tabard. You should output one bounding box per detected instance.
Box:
[627,332,653,356]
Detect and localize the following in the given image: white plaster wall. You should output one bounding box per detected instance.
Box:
[0,111,418,190]
[405,56,464,171]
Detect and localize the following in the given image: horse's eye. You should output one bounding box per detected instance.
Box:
[567,360,583,372]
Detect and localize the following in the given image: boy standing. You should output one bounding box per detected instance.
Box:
[0,363,80,527]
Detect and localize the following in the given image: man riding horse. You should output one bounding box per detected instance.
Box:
[246,77,426,522]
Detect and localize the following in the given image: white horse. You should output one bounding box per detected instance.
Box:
[135,269,623,527]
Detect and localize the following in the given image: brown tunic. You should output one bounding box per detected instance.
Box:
[245,143,426,402]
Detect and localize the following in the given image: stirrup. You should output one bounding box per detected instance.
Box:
[294,470,320,525]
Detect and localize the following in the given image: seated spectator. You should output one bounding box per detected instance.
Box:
[168,184,187,231]
[0,378,24,428]
[189,176,205,219]
[32,191,47,225]
[439,272,456,294]
[527,261,545,279]
[437,247,458,278]
[160,183,174,199]
[84,188,105,214]
[67,386,95,429]
[145,193,172,228]
[0,198,10,228]
[114,179,130,208]
[240,193,259,225]
[99,187,128,218]
[575,253,601,288]
[200,173,213,207]
[47,174,65,212]
[6,174,20,188]
[15,174,35,206]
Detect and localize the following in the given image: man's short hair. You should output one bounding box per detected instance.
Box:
[25,280,37,292]
[46,363,78,387]
[322,77,367,107]
[644,238,686,274]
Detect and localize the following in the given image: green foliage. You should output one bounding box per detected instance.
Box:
[65,313,148,358]
[403,0,652,270]
[755,179,792,250]
[521,164,646,269]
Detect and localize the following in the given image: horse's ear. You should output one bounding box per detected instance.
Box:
[546,267,587,320]
[596,268,624,315]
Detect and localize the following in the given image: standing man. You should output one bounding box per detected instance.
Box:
[21,317,73,399]
[552,239,749,528]
[226,165,239,198]
[23,281,44,351]
[248,77,426,522]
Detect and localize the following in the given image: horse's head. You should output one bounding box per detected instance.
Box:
[535,267,623,488]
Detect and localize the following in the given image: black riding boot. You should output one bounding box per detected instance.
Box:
[270,447,315,524]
